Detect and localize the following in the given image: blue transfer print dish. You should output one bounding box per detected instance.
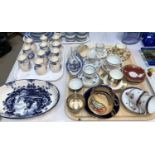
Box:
[0,79,60,119]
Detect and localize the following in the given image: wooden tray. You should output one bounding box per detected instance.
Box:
[65,53,155,121]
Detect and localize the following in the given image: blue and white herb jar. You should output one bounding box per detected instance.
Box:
[37,50,48,64]
[34,58,47,75]
[40,35,48,42]
[40,41,51,56]
[49,56,61,73]
[22,44,35,60]
[18,54,31,72]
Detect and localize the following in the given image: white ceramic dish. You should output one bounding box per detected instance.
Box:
[69,78,83,91]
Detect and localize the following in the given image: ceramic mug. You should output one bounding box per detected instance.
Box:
[37,50,48,64]
[127,88,146,106]
[139,94,154,113]
[34,58,47,75]
[108,69,123,87]
[49,56,61,73]
[18,54,31,72]
[83,64,96,79]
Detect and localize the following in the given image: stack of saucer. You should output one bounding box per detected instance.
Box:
[121,87,155,114]
[64,32,89,42]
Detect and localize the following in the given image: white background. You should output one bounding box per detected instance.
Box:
[0,0,155,155]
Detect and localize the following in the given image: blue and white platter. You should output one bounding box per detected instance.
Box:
[0,79,60,119]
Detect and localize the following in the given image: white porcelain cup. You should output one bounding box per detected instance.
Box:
[127,88,146,106]
[108,69,123,87]
[18,54,31,72]
[83,64,96,79]
[34,58,47,75]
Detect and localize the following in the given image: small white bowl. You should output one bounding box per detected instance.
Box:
[69,78,83,91]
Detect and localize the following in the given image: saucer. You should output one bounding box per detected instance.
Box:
[121,87,145,114]
[102,75,128,91]
[79,73,101,88]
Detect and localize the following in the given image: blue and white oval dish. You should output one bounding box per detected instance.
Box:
[0,79,60,119]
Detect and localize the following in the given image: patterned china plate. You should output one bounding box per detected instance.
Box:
[121,87,145,114]
[0,79,60,119]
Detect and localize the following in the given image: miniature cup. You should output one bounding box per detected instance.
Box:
[34,58,47,75]
[18,54,31,72]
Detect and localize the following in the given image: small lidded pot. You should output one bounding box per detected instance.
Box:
[40,41,51,56]
[37,50,48,64]
[22,44,35,60]
[51,47,61,57]
[49,56,61,72]
[51,40,61,48]
[23,37,37,53]
[40,35,48,42]
[52,33,61,41]
[18,54,31,72]
[34,58,47,75]
[23,37,33,45]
